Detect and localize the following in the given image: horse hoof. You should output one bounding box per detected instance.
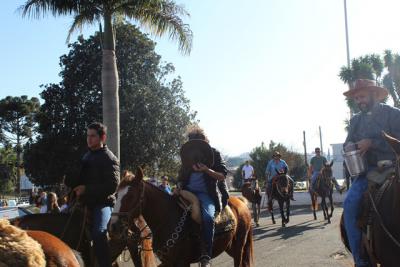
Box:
[256,223,260,227]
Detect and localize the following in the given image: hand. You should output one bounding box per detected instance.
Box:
[356,139,372,155]
[192,163,209,172]
[73,185,86,198]
[173,187,181,196]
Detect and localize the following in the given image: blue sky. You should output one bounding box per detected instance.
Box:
[2,0,400,156]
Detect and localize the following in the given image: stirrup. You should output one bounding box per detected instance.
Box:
[199,255,211,267]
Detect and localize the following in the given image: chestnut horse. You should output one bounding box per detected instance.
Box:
[109,167,254,267]
[267,169,291,227]
[27,230,84,267]
[241,178,262,226]
[12,208,156,267]
[309,162,334,223]
[340,132,400,267]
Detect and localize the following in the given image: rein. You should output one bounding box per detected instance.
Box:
[368,178,400,249]
[60,201,87,250]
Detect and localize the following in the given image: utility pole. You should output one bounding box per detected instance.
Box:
[303,131,309,187]
[319,126,324,155]
[344,0,354,117]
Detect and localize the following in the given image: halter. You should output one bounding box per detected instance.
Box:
[111,180,146,242]
[273,174,289,199]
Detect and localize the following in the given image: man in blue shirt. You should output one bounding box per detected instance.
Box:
[159,176,172,195]
[265,151,295,201]
[342,79,400,267]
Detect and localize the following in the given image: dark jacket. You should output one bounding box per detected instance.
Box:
[345,103,400,166]
[178,148,228,212]
[66,145,120,207]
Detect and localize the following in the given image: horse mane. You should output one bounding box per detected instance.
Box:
[0,219,46,267]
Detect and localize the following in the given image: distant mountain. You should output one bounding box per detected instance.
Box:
[226,153,250,168]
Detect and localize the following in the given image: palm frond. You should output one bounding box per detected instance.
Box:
[67,6,101,42]
[19,0,79,19]
[121,0,193,55]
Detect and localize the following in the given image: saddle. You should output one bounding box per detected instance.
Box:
[177,190,236,235]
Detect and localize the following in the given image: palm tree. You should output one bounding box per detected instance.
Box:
[20,0,193,159]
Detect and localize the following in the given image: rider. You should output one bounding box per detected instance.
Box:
[342,79,400,267]
[66,122,120,267]
[309,147,342,193]
[176,125,228,267]
[265,151,295,201]
[242,160,255,183]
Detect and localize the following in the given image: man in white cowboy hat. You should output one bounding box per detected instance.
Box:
[343,79,400,267]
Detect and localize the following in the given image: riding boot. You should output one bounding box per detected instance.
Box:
[199,238,211,267]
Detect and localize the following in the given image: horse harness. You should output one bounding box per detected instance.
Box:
[111,181,193,262]
[363,162,400,262]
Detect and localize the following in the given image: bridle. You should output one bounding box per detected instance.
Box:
[273,174,289,198]
[111,181,146,242]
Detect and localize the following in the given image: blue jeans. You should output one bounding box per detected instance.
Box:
[193,192,215,257]
[91,205,112,267]
[343,175,369,266]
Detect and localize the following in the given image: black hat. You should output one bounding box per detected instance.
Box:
[180,139,214,169]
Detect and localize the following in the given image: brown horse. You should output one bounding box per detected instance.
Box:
[109,167,254,267]
[0,219,83,267]
[241,178,262,226]
[12,208,156,267]
[267,169,291,227]
[340,132,400,267]
[309,162,334,223]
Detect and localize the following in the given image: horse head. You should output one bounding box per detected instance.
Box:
[274,168,290,196]
[321,161,334,179]
[109,167,145,239]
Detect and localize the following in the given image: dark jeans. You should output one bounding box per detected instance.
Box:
[91,205,112,267]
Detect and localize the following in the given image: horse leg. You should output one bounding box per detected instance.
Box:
[279,200,286,227]
[269,199,276,224]
[252,203,259,226]
[329,191,334,218]
[257,203,261,225]
[321,197,327,220]
[311,193,317,220]
[285,199,290,224]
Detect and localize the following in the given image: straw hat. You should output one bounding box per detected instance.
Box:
[343,79,388,101]
[180,139,214,169]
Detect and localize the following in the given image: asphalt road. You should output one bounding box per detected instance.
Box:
[118,201,353,267]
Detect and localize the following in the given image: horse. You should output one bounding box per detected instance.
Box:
[340,132,400,267]
[0,218,84,267]
[109,167,254,267]
[241,178,262,226]
[309,162,334,223]
[267,169,291,227]
[12,207,156,267]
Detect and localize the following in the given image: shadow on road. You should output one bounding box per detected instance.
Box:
[252,207,336,241]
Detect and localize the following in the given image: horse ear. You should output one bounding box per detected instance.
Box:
[135,167,144,181]
[330,161,334,167]
[382,131,400,156]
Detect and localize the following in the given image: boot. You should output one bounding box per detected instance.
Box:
[199,255,211,267]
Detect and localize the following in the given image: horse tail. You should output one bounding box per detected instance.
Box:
[242,225,254,267]
[72,250,85,267]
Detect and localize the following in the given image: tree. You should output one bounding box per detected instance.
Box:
[339,54,385,113]
[232,141,307,188]
[0,96,40,193]
[0,146,17,194]
[24,23,195,186]
[383,50,400,107]
[21,0,193,159]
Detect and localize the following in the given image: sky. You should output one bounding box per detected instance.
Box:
[2,0,400,156]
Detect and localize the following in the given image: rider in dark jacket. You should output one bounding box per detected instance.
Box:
[65,122,119,267]
[176,125,228,267]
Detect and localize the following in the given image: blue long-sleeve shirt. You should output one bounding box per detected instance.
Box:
[265,159,288,182]
[344,103,400,166]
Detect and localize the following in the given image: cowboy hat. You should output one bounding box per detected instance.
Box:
[180,139,214,169]
[343,79,388,101]
[273,151,281,157]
